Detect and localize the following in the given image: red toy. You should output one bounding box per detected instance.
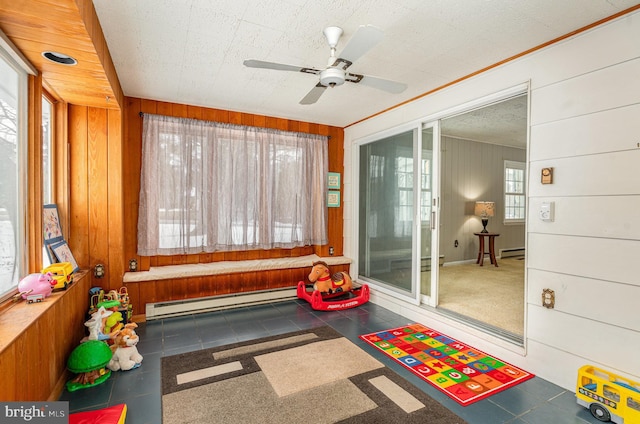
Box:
[69,403,127,424]
[297,261,369,311]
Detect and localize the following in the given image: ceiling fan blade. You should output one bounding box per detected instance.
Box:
[336,25,383,66]
[299,83,327,105]
[354,74,407,94]
[243,59,321,74]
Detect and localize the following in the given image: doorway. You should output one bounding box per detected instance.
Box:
[437,94,527,338]
[357,90,528,340]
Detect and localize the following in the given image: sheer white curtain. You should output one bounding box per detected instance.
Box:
[138,114,328,255]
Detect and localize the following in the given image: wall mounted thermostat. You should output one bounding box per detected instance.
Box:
[539,201,555,222]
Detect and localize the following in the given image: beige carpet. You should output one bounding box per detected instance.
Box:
[437,257,525,336]
[161,326,467,424]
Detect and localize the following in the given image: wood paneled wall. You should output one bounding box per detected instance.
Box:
[123,97,345,269]
[0,272,90,401]
[121,98,345,314]
[67,104,124,291]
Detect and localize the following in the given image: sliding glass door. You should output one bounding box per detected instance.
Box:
[420,124,438,306]
[358,123,438,304]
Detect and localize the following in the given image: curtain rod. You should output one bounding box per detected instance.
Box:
[138,111,330,138]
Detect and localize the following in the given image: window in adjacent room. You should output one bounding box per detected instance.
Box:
[0,44,27,301]
[504,160,525,223]
[396,151,432,236]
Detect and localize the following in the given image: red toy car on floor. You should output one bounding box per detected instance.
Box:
[296,281,370,311]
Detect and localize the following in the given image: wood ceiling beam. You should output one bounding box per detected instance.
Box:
[0,0,123,109]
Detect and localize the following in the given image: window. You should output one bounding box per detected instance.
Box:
[0,46,27,300]
[396,153,432,233]
[137,114,328,255]
[504,160,525,223]
[42,96,53,204]
[41,95,53,266]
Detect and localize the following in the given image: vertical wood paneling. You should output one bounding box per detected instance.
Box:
[0,272,90,401]
[67,104,124,293]
[122,98,140,268]
[107,109,125,287]
[68,105,90,267]
[88,107,109,285]
[0,344,17,400]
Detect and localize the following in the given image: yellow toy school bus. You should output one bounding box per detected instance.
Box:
[576,365,640,423]
[42,262,74,290]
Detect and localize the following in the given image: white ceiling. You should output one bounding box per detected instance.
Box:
[92,0,638,128]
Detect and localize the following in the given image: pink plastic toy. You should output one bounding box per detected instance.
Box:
[18,272,55,300]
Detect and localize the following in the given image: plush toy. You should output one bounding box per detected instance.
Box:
[98,299,124,334]
[308,261,353,294]
[18,272,55,299]
[83,306,113,341]
[107,323,143,371]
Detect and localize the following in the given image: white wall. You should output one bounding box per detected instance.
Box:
[344,10,640,390]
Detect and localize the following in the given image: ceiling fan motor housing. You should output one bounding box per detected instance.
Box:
[320,67,345,87]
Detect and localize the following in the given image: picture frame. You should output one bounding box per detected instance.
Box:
[327,172,341,190]
[327,190,341,207]
[43,204,64,244]
[50,240,80,273]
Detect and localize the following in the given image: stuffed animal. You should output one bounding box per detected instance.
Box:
[84,306,114,341]
[308,261,353,294]
[107,323,143,371]
[18,272,55,299]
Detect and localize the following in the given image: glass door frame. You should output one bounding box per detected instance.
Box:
[353,120,441,307]
[419,121,440,307]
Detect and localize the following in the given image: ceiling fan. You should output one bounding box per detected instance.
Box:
[243,25,407,105]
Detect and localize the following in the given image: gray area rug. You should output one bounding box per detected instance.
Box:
[162,326,467,423]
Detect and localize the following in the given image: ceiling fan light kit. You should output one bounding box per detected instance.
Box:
[320,67,345,87]
[244,24,407,104]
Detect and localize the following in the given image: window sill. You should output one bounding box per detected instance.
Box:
[0,270,88,354]
[503,220,525,226]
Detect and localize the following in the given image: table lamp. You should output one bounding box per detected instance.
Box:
[474,201,495,233]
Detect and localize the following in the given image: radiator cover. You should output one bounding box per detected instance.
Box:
[145,287,297,320]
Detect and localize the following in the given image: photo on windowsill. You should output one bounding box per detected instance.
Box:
[50,240,79,273]
[43,204,64,244]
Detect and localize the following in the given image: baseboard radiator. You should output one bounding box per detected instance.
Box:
[499,247,525,258]
[145,287,298,320]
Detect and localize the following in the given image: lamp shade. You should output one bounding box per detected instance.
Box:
[474,201,495,218]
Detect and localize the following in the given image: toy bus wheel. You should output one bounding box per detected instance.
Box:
[589,403,611,422]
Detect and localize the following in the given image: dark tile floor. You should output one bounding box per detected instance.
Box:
[60,299,602,424]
